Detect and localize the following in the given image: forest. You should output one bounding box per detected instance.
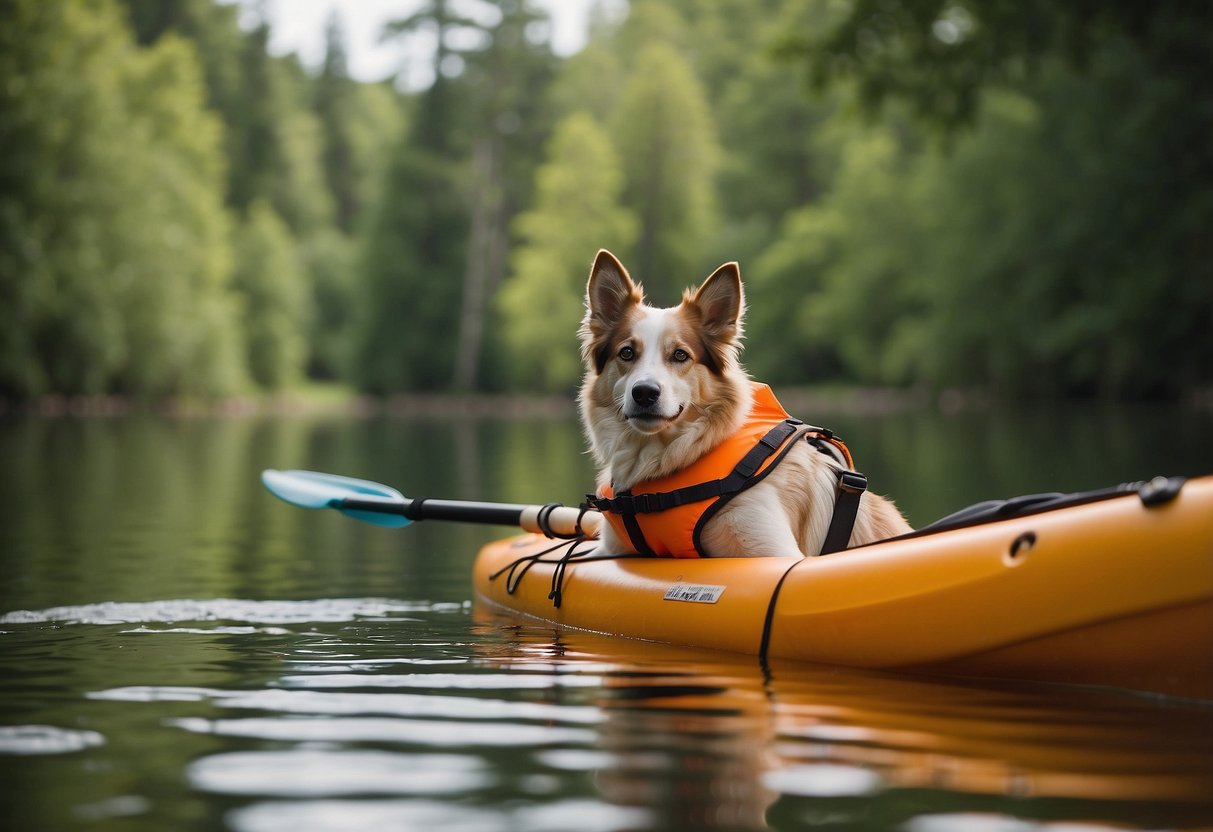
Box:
[2,0,1210,403]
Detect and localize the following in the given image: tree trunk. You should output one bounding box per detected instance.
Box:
[453,136,498,391]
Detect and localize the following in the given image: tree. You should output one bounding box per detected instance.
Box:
[231,200,309,390]
[351,141,469,393]
[0,0,244,397]
[497,112,638,391]
[773,0,1213,397]
[452,0,557,390]
[779,0,1211,129]
[381,0,480,155]
[309,15,404,380]
[314,12,359,233]
[609,42,719,301]
[746,122,927,387]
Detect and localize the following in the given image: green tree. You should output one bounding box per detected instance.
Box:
[609,42,719,300]
[381,0,479,155]
[548,44,623,125]
[352,142,468,393]
[0,0,244,397]
[453,0,557,390]
[715,29,837,265]
[308,16,404,380]
[347,0,484,394]
[231,200,310,390]
[497,112,638,391]
[747,123,926,386]
[314,12,360,233]
[773,0,1213,397]
[902,57,1213,398]
[779,0,1209,129]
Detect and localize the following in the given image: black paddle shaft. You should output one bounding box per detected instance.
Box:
[339,494,535,526]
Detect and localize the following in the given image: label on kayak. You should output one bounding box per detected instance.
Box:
[663,583,726,604]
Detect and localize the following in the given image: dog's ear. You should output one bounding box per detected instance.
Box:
[683,262,744,375]
[690,262,745,343]
[585,250,641,325]
[582,250,643,372]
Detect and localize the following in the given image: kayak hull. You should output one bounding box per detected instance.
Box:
[473,477,1213,698]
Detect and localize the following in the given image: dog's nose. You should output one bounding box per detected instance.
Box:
[631,383,661,408]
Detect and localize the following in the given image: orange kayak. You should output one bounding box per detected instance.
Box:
[473,476,1213,698]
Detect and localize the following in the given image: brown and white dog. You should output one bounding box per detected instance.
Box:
[579,249,912,557]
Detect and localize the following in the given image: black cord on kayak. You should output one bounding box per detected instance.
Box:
[490,538,585,599]
[547,542,602,608]
[488,536,636,609]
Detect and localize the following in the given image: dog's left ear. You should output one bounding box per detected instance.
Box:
[689,262,745,343]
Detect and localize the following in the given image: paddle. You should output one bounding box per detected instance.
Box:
[260,469,600,537]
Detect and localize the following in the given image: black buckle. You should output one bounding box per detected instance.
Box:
[632,493,657,513]
[609,492,657,514]
[838,470,868,494]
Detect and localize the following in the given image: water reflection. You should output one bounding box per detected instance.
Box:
[2,406,1212,831]
[478,617,1213,830]
[4,592,1213,831]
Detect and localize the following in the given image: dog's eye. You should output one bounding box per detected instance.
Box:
[671,348,690,363]
[618,345,635,361]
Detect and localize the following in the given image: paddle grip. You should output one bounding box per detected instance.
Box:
[338,495,601,537]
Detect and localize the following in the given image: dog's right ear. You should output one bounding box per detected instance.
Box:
[582,250,642,373]
[586,250,641,324]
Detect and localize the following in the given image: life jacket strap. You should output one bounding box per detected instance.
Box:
[587,419,871,557]
[587,420,805,516]
[819,470,868,554]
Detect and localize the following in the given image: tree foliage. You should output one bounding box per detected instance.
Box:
[756,0,1213,398]
[2,0,1209,401]
[0,0,244,397]
[232,200,309,389]
[497,112,638,391]
[609,42,720,301]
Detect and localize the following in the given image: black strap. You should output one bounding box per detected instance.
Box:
[587,420,804,516]
[535,502,593,540]
[488,537,598,608]
[819,470,867,554]
[587,417,872,557]
[616,497,655,554]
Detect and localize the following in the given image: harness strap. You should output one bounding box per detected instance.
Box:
[587,420,805,516]
[819,470,867,554]
[588,419,871,557]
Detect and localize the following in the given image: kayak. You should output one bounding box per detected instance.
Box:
[473,475,1213,699]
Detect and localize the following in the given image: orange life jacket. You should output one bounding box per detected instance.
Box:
[588,383,861,558]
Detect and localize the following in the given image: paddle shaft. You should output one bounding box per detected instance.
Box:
[339,494,601,537]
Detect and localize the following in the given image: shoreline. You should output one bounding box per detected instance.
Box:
[2,385,1210,420]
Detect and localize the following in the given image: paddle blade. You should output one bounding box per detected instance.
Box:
[260,469,413,528]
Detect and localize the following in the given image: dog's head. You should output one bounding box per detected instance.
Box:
[579,250,746,437]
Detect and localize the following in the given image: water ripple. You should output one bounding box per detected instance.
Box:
[278,672,602,690]
[188,750,492,797]
[89,685,605,725]
[0,724,105,755]
[170,716,595,747]
[228,797,652,832]
[0,598,444,626]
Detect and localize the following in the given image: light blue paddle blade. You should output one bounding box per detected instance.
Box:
[260,469,413,528]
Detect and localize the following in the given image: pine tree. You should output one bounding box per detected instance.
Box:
[609,43,719,300]
[497,112,638,391]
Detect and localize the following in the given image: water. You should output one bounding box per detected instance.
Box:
[2,404,1212,831]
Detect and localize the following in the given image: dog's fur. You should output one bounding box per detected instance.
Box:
[579,250,912,558]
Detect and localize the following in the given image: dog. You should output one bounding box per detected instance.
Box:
[579,249,912,558]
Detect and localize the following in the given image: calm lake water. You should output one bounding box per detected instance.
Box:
[2,401,1212,831]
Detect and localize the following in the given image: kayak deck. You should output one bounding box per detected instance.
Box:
[473,476,1213,698]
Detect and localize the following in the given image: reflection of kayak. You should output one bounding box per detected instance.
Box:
[473,620,1213,810]
[473,476,1213,699]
